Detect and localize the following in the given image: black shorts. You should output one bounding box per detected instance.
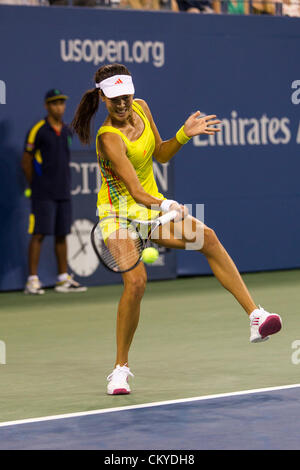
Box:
[29,199,72,236]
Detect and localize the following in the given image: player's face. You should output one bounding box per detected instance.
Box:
[104,95,133,122]
[46,100,66,120]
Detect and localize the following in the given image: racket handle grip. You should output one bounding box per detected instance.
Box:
[159,209,178,226]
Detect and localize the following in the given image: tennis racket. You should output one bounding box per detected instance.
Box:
[91,209,178,273]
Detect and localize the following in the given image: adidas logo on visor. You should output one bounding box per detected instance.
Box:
[114,79,123,85]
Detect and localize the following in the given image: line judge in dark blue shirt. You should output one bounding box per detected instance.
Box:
[22,89,86,294]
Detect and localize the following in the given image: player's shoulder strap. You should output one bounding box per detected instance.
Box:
[132,99,151,129]
[132,99,146,116]
[25,119,46,152]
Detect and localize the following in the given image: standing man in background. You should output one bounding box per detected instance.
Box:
[22,89,87,294]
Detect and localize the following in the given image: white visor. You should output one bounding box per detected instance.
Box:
[96,75,135,98]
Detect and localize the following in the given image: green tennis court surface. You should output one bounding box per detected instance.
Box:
[0,270,299,423]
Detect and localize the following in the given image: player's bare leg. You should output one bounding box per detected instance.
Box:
[25,234,45,294]
[106,234,146,395]
[55,235,68,275]
[155,215,282,341]
[200,227,257,315]
[154,216,257,315]
[116,262,147,367]
[54,235,87,293]
[28,234,45,275]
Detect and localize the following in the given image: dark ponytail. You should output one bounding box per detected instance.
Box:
[71,88,99,145]
[72,63,131,146]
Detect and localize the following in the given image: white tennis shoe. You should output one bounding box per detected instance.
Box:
[24,276,45,295]
[107,364,134,395]
[54,274,87,293]
[249,306,282,343]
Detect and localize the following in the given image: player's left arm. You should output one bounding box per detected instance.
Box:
[136,99,221,164]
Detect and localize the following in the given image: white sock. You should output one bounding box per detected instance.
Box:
[58,273,69,282]
[28,275,38,282]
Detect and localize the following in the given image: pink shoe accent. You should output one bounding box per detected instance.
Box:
[259,315,282,338]
[112,388,130,395]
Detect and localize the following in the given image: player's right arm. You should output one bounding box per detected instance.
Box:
[21,120,45,186]
[98,133,185,218]
[98,133,164,209]
[21,127,37,185]
[21,151,33,185]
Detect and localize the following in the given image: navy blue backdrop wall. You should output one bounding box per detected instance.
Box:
[0,6,299,290]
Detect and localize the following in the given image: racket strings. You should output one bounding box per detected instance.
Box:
[94,218,144,272]
[92,211,177,273]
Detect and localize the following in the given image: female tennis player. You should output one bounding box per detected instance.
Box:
[72,63,282,395]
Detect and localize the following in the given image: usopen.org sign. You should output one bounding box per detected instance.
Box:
[0,80,6,104]
[60,39,165,68]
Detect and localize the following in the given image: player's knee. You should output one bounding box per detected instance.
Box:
[126,273,147,298]
[202,227,219,254]
[32,234,44,243]
[55,235,66,244]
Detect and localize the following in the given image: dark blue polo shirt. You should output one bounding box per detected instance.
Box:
[24,118,72,200]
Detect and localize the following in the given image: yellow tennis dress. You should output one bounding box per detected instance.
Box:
[96,100,165,240]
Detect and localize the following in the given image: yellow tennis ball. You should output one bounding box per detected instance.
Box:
[142,247,159,264]
[24,188,31,198]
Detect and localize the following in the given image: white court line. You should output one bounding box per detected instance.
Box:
[0,383,299,429]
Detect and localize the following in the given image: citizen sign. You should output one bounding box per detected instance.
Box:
[70,162,101,195]
[70,161,170,196]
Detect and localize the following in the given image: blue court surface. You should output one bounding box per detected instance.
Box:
[0,384,299,450]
